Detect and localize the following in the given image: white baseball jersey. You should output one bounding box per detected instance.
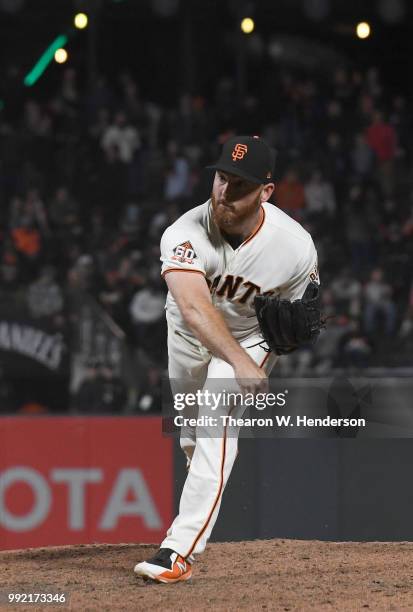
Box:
[160,199,319,342]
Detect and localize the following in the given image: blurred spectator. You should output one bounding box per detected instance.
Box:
[89,107,110,142]
[60,68,79,106]
[350,133,374,177]
[25,188,49,235]
[149,202,180,239]
[8,196,25,229]
[73,361,127,413]
[320,287,336,320]
[97,141,128,216]
[9,190,49,236]
[398,284,413,344]
[399,306,413,341]
[321,132,348,187]
[324,99,345,138]
[363,268,397,336]
[330,268,361,317]
[164,141,190,201]
[304,170,336,217]
[129,277,166,361]
[276,346,313,377]
[344,184,375,272]
[120,201,141,234]
[365,67,382,100]
[0,245,20,292]
[67,254,97,294]
[402,205,413,238]
[9,190,44,276]
[86,76,115,118]
[313,315,354,373]
[365,110,397,163]
[275,169,305,217]
[389,95,410,157]
[98,267,129,328]
[49,186,80,231]
[119,74,144,125]
[332,68,353,105]
[27,265,64,318]
[11,225,38,261]
[22,100,51,139]
[136,365,163,413]
[101,111,140,164]
[341,320,372,369]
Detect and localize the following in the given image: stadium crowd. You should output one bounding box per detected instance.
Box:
[0,64,412,412]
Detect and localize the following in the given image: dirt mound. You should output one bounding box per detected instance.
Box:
[1,539,413,611]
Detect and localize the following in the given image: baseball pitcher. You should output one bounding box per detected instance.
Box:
[134,136,321,583]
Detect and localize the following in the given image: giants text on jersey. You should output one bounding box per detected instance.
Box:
[161,200,319,341]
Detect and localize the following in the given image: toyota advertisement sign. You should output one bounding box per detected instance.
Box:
[0,417,172,550]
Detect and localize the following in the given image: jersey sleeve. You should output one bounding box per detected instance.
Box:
[279,237,320,301]
[160,225,207,278]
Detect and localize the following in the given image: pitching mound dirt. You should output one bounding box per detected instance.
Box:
[1,539,413,611]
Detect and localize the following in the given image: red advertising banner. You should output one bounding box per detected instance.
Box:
[0,417,172,551]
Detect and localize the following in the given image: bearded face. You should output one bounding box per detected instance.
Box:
[211,172,262,231]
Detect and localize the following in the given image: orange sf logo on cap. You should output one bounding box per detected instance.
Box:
[232,143,248,161]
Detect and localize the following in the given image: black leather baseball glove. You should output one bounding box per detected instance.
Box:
[254,281,323,355]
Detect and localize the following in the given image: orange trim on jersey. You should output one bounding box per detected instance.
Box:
[259,351,271,369]
[184,411,231,558]
[162,268,206,278]
[241,206,265,247]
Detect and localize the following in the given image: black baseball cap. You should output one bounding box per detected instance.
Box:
[207,135,276,185]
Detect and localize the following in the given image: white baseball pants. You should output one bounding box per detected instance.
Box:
[161,321,277,558]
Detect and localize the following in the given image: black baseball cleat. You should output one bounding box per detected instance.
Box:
[134,547,193,583]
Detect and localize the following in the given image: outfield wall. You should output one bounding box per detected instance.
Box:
[208,439,413,542]
[1,416,413,551]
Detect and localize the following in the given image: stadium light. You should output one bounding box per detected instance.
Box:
[356,22,371,39]
[74,12,88,29]
[54,48,68,64]
[24,34,68,86]
[241,17,255,34]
